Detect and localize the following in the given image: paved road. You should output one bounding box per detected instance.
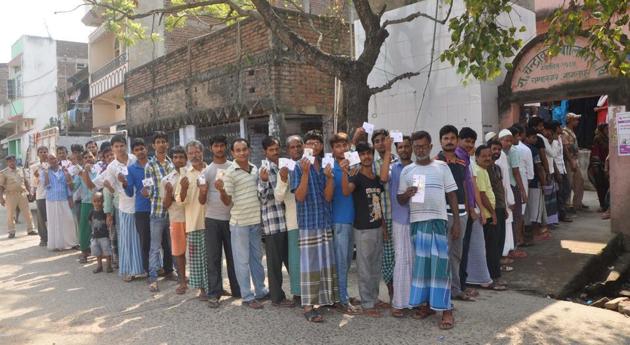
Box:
[0,202,629,345]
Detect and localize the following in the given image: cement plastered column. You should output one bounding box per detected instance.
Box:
[608,103,629,236]
[500,102,520,128]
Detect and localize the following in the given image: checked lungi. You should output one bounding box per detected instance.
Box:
[188,229,209,291]
[299,228,339,306]
[118,210,144,277]
[382,219,395,285]
[409,219,452,311]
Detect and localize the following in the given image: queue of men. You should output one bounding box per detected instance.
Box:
[0,116,587,330]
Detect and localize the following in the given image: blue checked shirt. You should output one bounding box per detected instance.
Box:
[290,159,332,231]
[373,154,397,221]
[46,169,71,201]
[257,159,287,236]
[145,156,174,218]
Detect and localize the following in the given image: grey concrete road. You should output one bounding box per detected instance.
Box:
[0,197,629,345]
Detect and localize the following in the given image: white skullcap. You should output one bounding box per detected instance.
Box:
[485,132,496,142]
[498,129,513,139]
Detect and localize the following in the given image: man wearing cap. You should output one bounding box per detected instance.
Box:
[562,113,585,211]
[0,156,37,238]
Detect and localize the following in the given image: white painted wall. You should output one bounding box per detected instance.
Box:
[354,0,536,150]
[22,36,58,132]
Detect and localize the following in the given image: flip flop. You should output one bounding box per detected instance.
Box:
[304,309,323,322]
[364,308,383,318]
[149,282,159,292]
[480,283,507,291]
[411,306,436,320]
[509,249,528,258]
[464,288,479,297]
[500,265,514,272]
[375,300,391,309]
[391,308,405,318]
[439,315,455,330]
[175,285,188,295]
[453,293,476,302]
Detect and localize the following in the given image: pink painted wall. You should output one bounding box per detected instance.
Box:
[608,104,630,235]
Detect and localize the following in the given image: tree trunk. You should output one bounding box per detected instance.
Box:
[337,78,371,134]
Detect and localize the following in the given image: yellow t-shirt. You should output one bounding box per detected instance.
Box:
[473,163,495,220]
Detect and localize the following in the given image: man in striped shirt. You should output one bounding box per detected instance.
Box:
[217,138,269,309]
[258,136,295,307]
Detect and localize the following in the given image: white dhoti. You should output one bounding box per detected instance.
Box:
[392,221,413,309]
[503,209,515,256]
[46,200,77,250]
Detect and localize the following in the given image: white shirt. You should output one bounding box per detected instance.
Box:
[517,141,534,180]
[552,139,567,174]
[497,152,515,208]
[92,155,137,214]
[539,134,555,175]
[30,162,47,200]
[274,172,297,230]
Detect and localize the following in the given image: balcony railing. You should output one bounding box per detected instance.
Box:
[91,53,127,83]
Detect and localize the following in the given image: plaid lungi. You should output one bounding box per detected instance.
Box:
[544,182,559,225]
[188,229,208,291]
[409,219,452,311]
[381,219,395,284]
[299,228,339,306]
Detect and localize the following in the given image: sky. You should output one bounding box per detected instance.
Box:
[0,0,94,62]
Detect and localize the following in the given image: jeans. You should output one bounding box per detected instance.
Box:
[135,212,151,273]
[148,216,174,281]
[333,223,354,304]
[230,224,268,302]
[447,214,468,296]
[36,199,47,243]
[205,218,240,298]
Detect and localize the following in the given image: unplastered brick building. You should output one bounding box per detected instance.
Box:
[125,9,350,161]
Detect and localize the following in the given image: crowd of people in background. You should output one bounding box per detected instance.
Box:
[0,112,609,330]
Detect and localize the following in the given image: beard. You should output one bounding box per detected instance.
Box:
[492,153,500,160]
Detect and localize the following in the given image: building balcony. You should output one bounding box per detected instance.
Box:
[90,53,127,98]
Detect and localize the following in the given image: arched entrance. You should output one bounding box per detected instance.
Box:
[498,34,630,236]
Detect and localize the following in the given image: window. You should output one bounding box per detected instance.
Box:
[76,63,87,70]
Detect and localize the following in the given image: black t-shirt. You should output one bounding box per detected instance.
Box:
[350,172,384,230]
[89,209,109,239]
[436,152,467,214]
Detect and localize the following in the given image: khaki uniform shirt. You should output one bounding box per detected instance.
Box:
[0,168,28,194]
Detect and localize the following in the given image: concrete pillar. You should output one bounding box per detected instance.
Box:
[179,125,196,144]
[239,117,247,138]
[500,102,520,128]
[608,104,629,235]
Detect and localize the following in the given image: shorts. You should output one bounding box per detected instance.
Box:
[91,237,112,257]
[170,222,187,256]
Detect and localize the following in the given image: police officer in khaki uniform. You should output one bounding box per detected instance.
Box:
[0,156,37,238]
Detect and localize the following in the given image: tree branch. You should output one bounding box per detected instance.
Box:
[84,0,257,20]
[352,0,381,33]
[369,71,420,95]
[383,0,453,27]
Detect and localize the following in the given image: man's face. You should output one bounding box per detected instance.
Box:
[112,142,126,158]
[543,128,553,139]
[83,152,96,165]
[172,153,187,168]
[86,142,98,156]
[396,139,412,161]
[287,139,303,160]
[500,136,513,150]
[92,196,103,209]
[525,134,537,145]
[71,151,83,165]
[187,145,203,164]
[56,149,67,161]
[153,138,169,154]
[133,145,147,160]
[477,148,492,168]
[38,148,48,162]
[459,137,475,153]
[332,141,349,160]
[535,123,544,133]
[7,159,16,169]
[47,154,58,167]
[568,118,579,128]
[231,141,250,163]
[440,132,458,152]
[358,150,374,167]
[412,137,432,160]
[264,141,280,163]
[211,142,226,159]
[305,139,322,156]
[103,150,114,164]
[491,144,502,161]
[372,134,387,154]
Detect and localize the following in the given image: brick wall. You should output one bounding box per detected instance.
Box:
[164,17,213,53]
[126,10,350,135]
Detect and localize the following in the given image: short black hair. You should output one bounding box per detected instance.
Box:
[5,155,16,161]
[509,126,519,136]
[525,127,538,137]
[100,142,111,153]
[37,146,48,154]
[355,141,373,154]
[529,117,544,129]
[209,135,228,146]
[329,132,349,147]
[304,130,323,144]
[512,123,525,135]
[475,144,490,157]
[131,138,146,150]
[439,125,458,139]
[170,145,187,158]
[371,129,389,143]
[56,146,68,154]
[85,140,96,148]
[71,144,84,154]
[262,136,280,150]
[543,121,554,130]
[231,137,250,151]
[81,150,93,158]
[411,130,432,144]
[153,131,169,144]
[110,134,127,146]
[394,135,411,148]
[458,127,477,141]
[550,120,562,131]
[488,139,502,148]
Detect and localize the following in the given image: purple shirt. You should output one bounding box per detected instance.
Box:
[455,146,474,209]
[389,162,409,224]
